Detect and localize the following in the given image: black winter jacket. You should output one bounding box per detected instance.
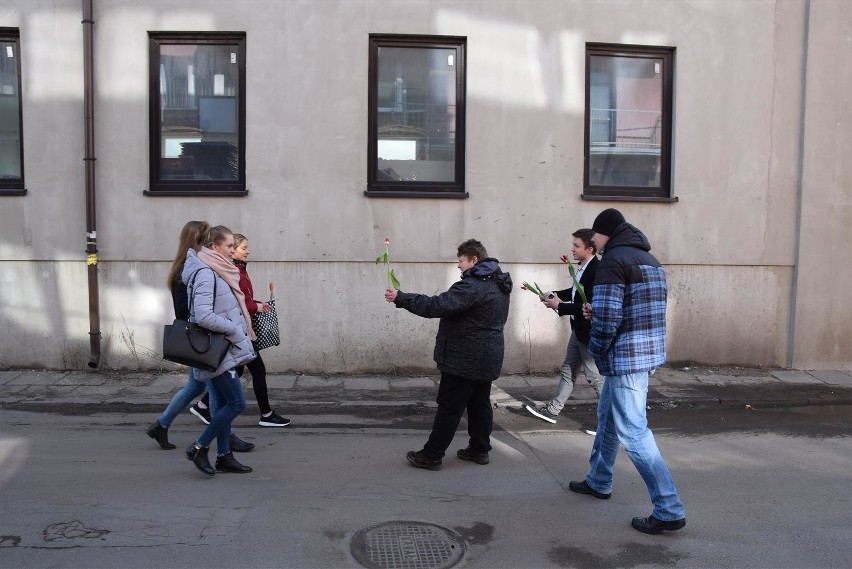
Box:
[394,258,513,382]
[170,264,190,320]
[554,256,599,344]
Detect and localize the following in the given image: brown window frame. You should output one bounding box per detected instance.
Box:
[583,43,676,203]
[0,28,25,195]
[366,34,467,198]
[145,32,247,197]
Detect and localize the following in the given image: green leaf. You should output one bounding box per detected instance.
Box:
[389,268,401,290]
[376,252,388,265]
[566,263,588,304]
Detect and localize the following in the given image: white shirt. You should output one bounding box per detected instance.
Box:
[569,257,593,318]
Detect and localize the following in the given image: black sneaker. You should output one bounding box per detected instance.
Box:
[406,450,442,471]
[457,446,489,465]
[525,404,558,424]
[568,479,611,499]
[190,403,211,425]
[259,411,291,427]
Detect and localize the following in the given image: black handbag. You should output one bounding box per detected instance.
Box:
[162,268,231,371]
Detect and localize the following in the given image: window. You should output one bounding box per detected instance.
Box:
[147,32,246,196]
[367,35,466,198]
[0,28,24,195]
[584,44,675,201]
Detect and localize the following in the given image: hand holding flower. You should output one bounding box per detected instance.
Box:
[521,281,558,313]
[385,287,398,303]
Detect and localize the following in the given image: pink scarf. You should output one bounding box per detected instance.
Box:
[198,247,257,341]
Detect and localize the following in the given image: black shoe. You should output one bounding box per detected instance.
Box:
[229,434,255,452]
[568,479,611,499]
[215,452,253,473]
[406,450,442,471]
[259,411,291,427]
[146,420,176,450]
[189,403,211,425]
[525,404,558,424]
[631,515,686,534]
[456,446,490,465]
[184,443,215,477]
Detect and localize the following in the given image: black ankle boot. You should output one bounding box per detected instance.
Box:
[184,443,214,476]
[215,452,253,473]
[146,420,176,450]
[229,434,255,452]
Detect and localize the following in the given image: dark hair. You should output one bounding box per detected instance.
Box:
[457,239,488,262]
[572,228,596,254]
[203,225,233,248]
[166,220,209,288]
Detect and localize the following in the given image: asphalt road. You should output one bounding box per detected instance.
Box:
[0,403,850,569]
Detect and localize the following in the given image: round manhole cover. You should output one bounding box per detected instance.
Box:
[350,521,466,569]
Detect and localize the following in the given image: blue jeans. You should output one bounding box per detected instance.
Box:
[197,369,246,456]
[158,368,206,428]
[547,331,602,415]
[586,372,685,521]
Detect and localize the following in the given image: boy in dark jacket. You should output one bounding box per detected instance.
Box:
[385,239,513,470]
[526,228,602,424]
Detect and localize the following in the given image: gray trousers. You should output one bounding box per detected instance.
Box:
[546,330,602,415]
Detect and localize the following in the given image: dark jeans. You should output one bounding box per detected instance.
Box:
[423,372,493,459]
[202,348,271,415]
[197,369,247,455]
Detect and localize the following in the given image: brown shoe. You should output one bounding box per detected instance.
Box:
[406,450,442,471]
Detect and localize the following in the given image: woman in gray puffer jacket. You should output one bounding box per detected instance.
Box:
[182,226,256,477]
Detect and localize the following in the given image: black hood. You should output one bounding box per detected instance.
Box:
[603,222,651,253]
[467,258,513,294]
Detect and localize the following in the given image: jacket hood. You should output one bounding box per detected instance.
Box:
[181,249,207,284]
[603,222,652,254]
[467,257,514,294]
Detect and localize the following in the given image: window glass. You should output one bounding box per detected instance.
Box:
[0,33,23,191]
[376,46,456,182]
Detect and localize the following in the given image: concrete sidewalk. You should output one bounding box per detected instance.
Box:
[2,366,851,414]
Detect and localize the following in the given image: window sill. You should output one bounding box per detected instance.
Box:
[0,188,27,196]
[365,190,469,199]
[581,194,678,204]
[144,189,248,197]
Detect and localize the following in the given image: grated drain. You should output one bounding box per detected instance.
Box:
[350,521,466,569]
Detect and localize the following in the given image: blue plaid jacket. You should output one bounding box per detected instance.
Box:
[588,223,668,376]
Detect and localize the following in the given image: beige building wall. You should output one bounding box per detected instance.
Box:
[792,0,852,369]
[0,1,849,372]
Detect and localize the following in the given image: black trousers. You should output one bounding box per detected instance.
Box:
[423,372,493,459]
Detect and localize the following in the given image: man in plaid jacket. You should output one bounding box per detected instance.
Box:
[568,208,686,535]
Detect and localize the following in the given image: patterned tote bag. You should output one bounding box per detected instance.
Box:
[251,282,281,350]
